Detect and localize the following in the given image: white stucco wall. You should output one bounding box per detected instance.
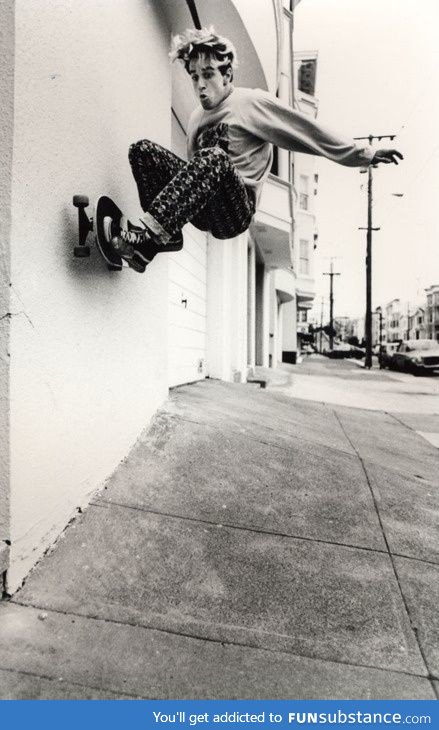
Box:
[0,0,14,569]
[229,0,279,93]
[282,298,298,352]
[8,0,172,591]
[207,233,248,382]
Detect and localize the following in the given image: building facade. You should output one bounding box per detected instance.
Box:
[385,299,405,342]
[285,49,319,359]
[426,285,439,341]
[408,306,426,341]
[0,0,310,592]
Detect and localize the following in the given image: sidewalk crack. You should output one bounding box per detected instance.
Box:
[0,665,143,699]
[168,411,357,460]
[91,498,388,556]
[8,601,436,685]
[332,409,435,687]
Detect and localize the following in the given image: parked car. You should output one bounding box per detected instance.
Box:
[378,342,400,369]
[326,342,350,359]
[349,345,365,360]
[390,339,439,375]
[326,343,364,359]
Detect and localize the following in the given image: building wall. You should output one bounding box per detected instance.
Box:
[294,152,317,279]
[207,233,249,382]
[289,52,318,355]
[4,0,287,591]
[0,0,14,573]
[7,0,172,591]
[247,241,256,372]
[168,114,208,387]
[255,262,270,368]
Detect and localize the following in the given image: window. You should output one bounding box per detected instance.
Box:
[298,59,317,96]
[299,175,309,210]
[299,239,310,275]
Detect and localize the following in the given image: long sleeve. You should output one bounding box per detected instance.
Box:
[242,89,374,167]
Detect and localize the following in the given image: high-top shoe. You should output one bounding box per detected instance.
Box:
[110,217,153,273]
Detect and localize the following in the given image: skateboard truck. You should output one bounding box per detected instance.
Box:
[73,195,92,257]
[72,194,123,271]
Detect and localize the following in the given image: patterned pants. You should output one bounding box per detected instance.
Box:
[128,140,256,245]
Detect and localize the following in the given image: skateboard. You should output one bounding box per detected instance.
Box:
[73,195,123,270]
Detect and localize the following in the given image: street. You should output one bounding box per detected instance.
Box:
[258,357,439,446]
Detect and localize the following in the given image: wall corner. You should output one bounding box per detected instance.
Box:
[0,0,14,571]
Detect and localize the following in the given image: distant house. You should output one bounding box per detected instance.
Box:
[426,285,439,341]
[408,306,426,341]
[385,299,405,342]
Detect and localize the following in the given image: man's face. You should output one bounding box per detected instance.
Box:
[188,55,232,110]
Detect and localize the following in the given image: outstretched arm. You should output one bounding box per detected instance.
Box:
[244,91,402,169]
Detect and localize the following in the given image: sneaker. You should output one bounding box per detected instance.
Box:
[110,216,146,258]
[127,253,148,274]
[110,216,155,273]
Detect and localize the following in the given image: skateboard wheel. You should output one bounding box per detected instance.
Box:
[73,195,89,208]
[74,246,91,257]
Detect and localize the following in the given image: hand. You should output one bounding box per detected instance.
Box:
[372,149,404,165]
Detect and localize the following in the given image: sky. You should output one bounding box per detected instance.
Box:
[293,0,439,321]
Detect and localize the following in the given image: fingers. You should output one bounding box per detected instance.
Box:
[374,149,404,165]
[390,150,404,164]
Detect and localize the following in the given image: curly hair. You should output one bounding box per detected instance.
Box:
[169,26,238,78]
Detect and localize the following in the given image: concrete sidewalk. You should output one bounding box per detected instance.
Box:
[0,379,438,699]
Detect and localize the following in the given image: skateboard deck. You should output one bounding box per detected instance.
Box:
[73,194,123,271]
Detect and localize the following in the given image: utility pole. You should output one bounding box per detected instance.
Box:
[323,260,341,350]
[355,133,396,369]
[319,296,324,353]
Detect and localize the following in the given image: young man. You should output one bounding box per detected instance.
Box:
[112,27,402,273]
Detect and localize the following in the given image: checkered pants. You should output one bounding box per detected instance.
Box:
[128,140,256,245]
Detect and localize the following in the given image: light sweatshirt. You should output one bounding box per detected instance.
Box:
[187,87,374,196]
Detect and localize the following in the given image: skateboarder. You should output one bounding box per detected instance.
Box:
[111,27,403,273]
